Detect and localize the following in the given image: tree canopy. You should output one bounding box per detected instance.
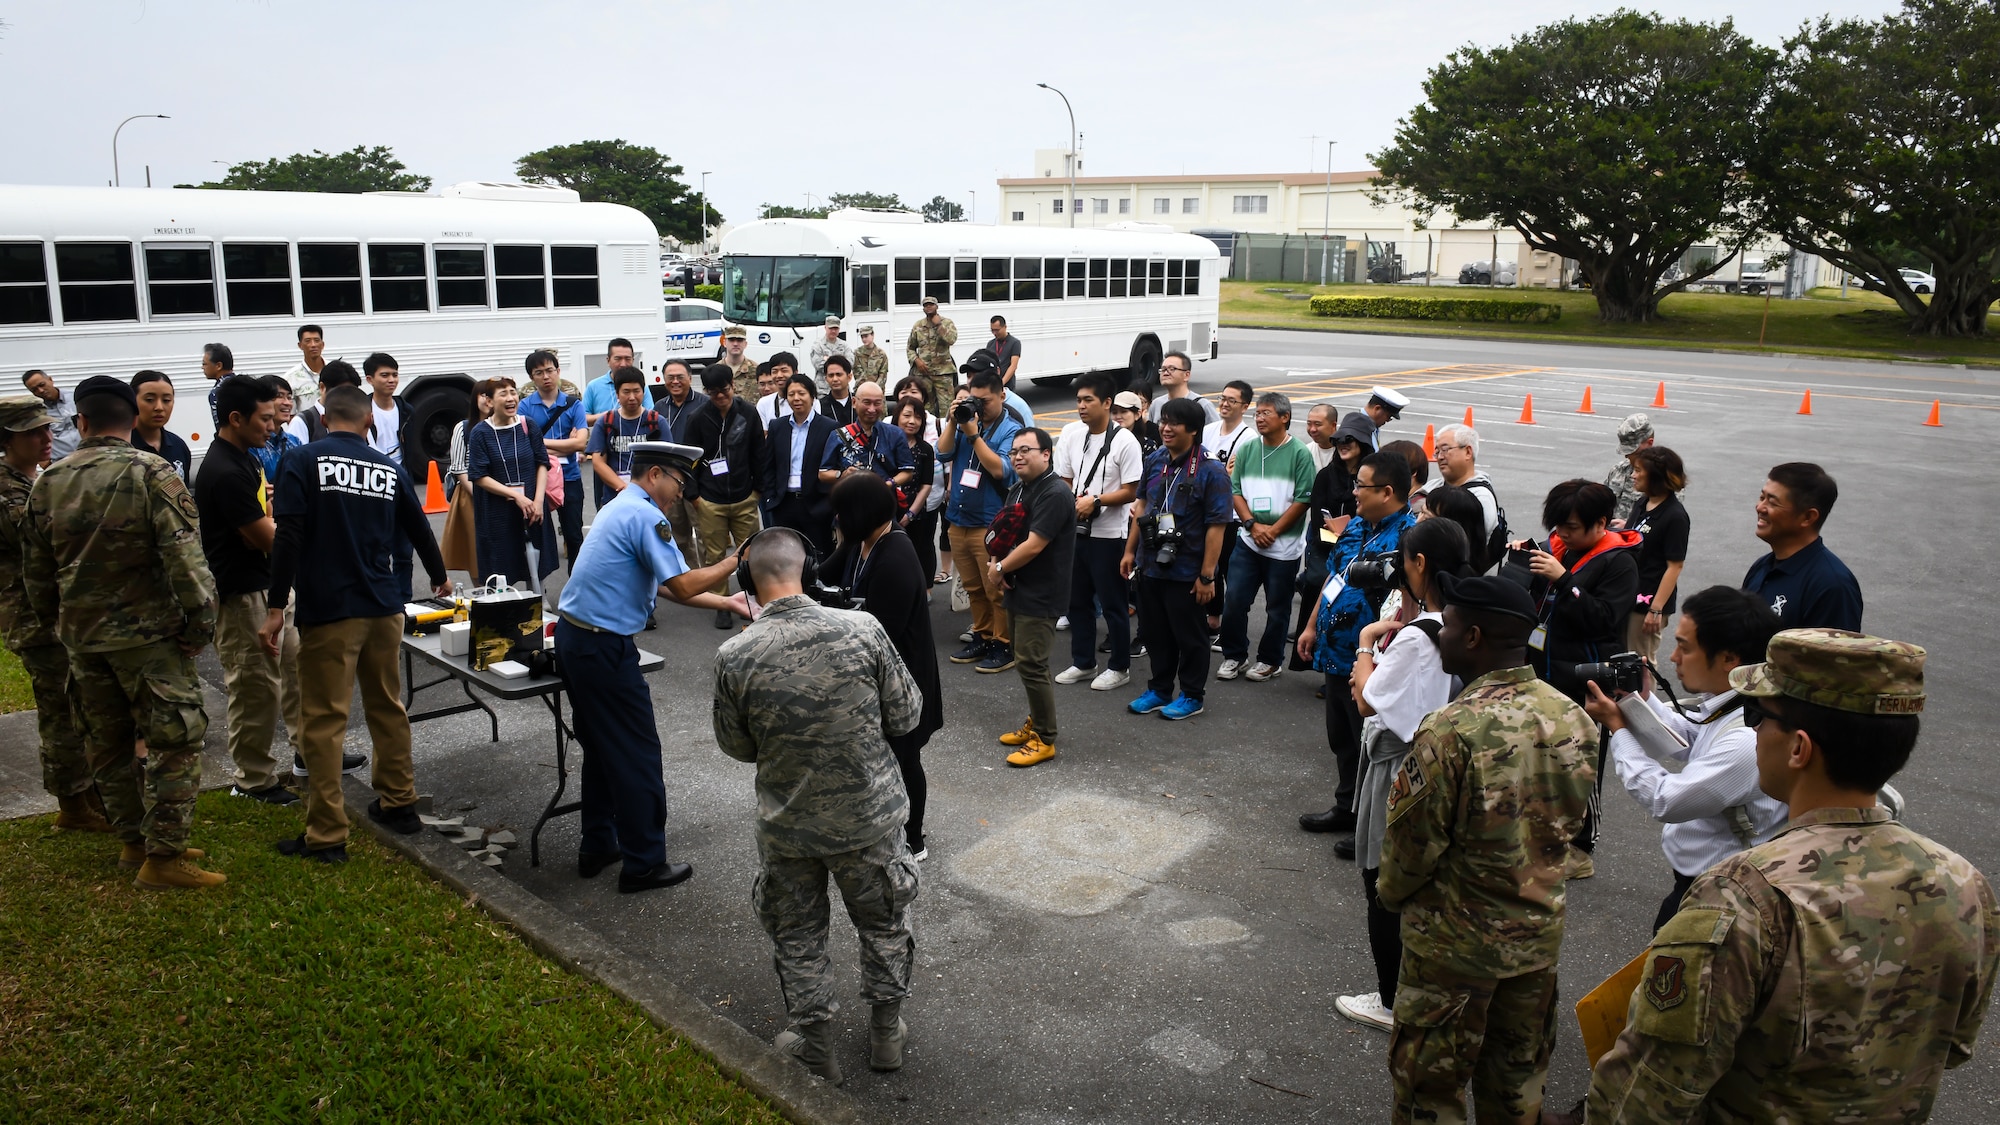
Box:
[1749,0,2000,337]
[921,195,965,223]
[514,140,712,243]
[760,192,916,220]
[180,146,431,193]
[1372,11,1775,323]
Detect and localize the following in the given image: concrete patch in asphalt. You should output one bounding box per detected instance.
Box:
[949,792,1211,917]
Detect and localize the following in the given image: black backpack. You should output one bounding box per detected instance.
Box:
[1461,478,1511,568]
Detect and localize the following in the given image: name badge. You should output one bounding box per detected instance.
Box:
[709,458,730,476]
[959,467,983,489]
[1528,626,1548,652]
[617,472,632,483]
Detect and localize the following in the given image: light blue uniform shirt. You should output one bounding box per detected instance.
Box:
[581,372,620,419]
[556,486,689,635]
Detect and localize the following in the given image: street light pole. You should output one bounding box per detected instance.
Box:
[699,171,711,254]
[113,114,170,187]
[1322,141,1336,285]
[1037,83,1076,229]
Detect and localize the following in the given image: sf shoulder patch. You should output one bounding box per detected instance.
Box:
[1645,954,1687,1011]
[1384,756,1430,824]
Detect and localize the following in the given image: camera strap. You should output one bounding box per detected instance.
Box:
[1077,427,1118,497]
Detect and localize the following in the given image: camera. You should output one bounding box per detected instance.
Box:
[1575,651,1645,694]
[1137,513,1179,568]
[951,399,977,426]
[1344,551,1404,591]
[805,579,856,611]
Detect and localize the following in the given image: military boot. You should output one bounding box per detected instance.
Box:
[120,843,203,870]
[869,1001,908,1071]
[54,787,115,832]
[774,1020,843,1084]
[133,852,224,890]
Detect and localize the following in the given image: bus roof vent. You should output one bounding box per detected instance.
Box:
[439,181,582,203]
[827,207,925,224]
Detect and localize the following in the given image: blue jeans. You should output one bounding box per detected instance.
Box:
[1218,543,1300,666]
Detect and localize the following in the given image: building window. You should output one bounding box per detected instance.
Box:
[1072,198,1082,213]
[368,243,429,312]
[1153,198,1170,214]
[1118,198,1131,215]
[435,246,489,308]
[0,241,51,325]
[1183,197,1199,214]
[55,242,138,322]
[221,243,292,317]
[144,245,218,318]
[1052,198,1064,214]
[300,242,363,315]
[495,244,547,309]
[1093,198,1109,214]
[1011,211,1025,222]
[551,245,600,307]
[1232,195,1269,214]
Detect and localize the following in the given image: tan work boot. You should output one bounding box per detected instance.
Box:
[55,788,116,832]
[1005,734,1056,768]
[1566,847,1595,880]
[869,1001,908,1071]
[774,1020,843,1084]
[134,852,227,890]
[998,718,1036,747]
[120,842,204,870]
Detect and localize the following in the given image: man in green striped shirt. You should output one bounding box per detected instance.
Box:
[1217,392,1319,683]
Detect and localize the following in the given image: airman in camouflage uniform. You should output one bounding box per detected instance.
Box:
[907,297,958,417]
[22,377,222,890]
[1604,412,1652,522]
[0,397,108,831]
[852,326,889,384]
[1378,573,1596,1125]
[1586,629,2000,1123]
[720,325,760,402]
[714,590,924,1084]
[807,316,855,384]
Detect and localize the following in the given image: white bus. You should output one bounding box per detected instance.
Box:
[718,210,1222,388]
[0,181,669,466]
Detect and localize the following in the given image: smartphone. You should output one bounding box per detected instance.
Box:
[1506,545,1535,572]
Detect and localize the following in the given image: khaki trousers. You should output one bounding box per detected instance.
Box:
[215,591,300,792]
[297,615,417,848]
[694,494,763,594]
[948,524,1009,644]
[663,493,698,556]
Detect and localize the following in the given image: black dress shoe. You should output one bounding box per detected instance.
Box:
[277,835,349,864]
[1332,835,1356,861]
[577,850,620,879]
[366,798,422,836]
[645,614,658,631]
[618,862,694,893]
[714,609,734,630]
[1299,807,1358,834]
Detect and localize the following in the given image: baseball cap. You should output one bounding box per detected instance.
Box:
[0,395,53,432]
[1433,571,1540,625]
[1112,391,1145,411]
[1730,628,1926,715]
[1617,413,1654,455]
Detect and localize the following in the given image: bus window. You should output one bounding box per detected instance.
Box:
[852,263,888,313]
[301,243,364,315]
[1149,259,1166,296]
[1088,258,1108,298]
[0,242,51,325]
[552,246,600,307]
[1043,258,1065,300]
[1109,258,1127,299]
[1167,259,1184,297]
[55,242,138,322]
[436,246,489,308]
[369,244,428,312]
[723,256,842,325]
[223,243,293,317]
[952,259,977,304]
[981,258,1009,303]
[1184,259,1202,296]
[495,245,547,309]
[143,245,218,318]
[1013,258,1040,302]
[1067,259,1086,299]
[893,257,921,306]
[924,258,951,304]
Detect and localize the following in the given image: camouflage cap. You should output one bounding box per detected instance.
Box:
[723,325,748,340]
[0,395,52,432]
[858,325,876,336]
[1729,628,1926,715]
[1617,412,1654,455]
[921,295,940,306]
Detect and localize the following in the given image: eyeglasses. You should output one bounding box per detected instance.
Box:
[1011,445,1051,458]
[1158,364,1187,373]
[1353,481,1392,492]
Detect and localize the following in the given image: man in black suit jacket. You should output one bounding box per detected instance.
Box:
[762,372,840,554]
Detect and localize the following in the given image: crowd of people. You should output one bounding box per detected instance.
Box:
[5,302,1994,1117]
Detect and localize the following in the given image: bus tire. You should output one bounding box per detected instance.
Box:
[1126,336,1162,390]
[408,381,473,470]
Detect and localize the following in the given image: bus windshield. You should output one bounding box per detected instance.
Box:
[722,255,843,326]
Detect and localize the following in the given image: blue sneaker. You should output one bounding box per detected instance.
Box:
[1160,695,1205,721]
[1128,689,1171,715]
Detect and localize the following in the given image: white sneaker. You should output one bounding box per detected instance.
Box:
[1055,665,1094,685]
[1216,658,1244,680]
[1057,615,1070,630]
[960,629,976,643]
[1091,667,1130,691]
[912,847,929,862]
[1245,661,1282,682]
[1336,992,1394,1032]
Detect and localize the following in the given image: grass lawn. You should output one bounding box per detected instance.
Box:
[0,644,27,713]
[1222,280,2000,365]
[0,793,784,1124]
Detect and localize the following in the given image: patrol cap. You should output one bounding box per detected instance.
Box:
[1112,391,1146,411]
[1433,571,1539,626]
[723,325,748,340]
[858,325,876,336]
[824,315,841,327]
[1617,412,1654,455]
[0,396,52,432]
[1368,386,1409,418]
[628,440,703,477]
[1730,628,1926,715]
[73,375,138,412]
[921,295,940,307]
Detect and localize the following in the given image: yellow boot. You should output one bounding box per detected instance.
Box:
[134,852,226,890]
[1006,734,1056,768]
[120,843,204,871]
[54,788,115,832]
[998,718,1037,747]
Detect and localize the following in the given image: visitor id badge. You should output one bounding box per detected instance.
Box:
[1528,626,1548,651]
[709,458,730,476]
[617,472,632,484]
[959,466,983,489]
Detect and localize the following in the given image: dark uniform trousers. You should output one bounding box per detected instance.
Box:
[768,492,833,556]
[1389,950,1561,1125]
[557,619,668,875]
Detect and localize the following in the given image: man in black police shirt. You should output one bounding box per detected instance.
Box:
[1743,461,1862,630]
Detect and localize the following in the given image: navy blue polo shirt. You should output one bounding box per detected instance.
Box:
[1742,537,1863,631]
[274,431,427,626]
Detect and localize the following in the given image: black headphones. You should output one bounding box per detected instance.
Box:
[735,526,822,603]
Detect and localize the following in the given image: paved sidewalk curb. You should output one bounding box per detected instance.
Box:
[344,776,883,1125]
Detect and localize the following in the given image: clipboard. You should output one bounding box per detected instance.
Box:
[1576,950,1647,1067]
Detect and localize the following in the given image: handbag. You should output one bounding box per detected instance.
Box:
[984,501,1030,560]
[440,475,478,574]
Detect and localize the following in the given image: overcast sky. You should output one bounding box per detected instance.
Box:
[2,0,1896,228]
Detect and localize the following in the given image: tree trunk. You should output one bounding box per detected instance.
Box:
[1907,276,1994,337]
[1588,259,1665,323]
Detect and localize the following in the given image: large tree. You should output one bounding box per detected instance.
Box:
[514,140,712,242]
[921,195,965,223]
[758,191,909,220]
[1749,0,2000,337]
[1372,12,1775,323]
[181,145,430,193]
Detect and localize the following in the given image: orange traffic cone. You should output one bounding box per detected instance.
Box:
[1578,386,1595,414]
[1924,400,1943,427]
[1518,395,1536,424]
[423,461,448,514]
[1651,381,1668,409]
[1463,406,1475,428]
[1422,424,1436,459]
[1797,390,1813,415]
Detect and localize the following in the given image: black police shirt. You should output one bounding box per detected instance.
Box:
[193,436,271,599]
[273,431,426,627]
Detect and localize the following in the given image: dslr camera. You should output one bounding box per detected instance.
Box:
[806,579,856,611]
[1575,651,1645,694]
[1137,513,1179,568]
[951,398,978,426]
[1344,551,1404,591]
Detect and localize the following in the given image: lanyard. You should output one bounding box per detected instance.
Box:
[494,419,528,486]
[661,396,690,435]
[613,414,643,476]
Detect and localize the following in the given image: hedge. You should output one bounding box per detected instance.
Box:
[1308,294,1562,324]
[694,284,724,302]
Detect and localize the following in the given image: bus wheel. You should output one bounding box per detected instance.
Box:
[410,383,472,468]
[1126,336,1162,390]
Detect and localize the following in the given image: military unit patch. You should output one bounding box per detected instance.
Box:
[1645,953,1688,1011]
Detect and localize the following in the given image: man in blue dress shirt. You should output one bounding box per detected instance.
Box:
[554,440,748,893]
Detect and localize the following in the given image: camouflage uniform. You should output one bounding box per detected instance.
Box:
[1378,664,1597,1125]
[1605,413,1652,521]
[0,452,90,799]
[852,341,890,384]
[723,354,760,404]
[24,435,217,855]
[807,336,854,383]
[1588,630,2000,1123]
[907,312,959,416]
[714,594,924,1026]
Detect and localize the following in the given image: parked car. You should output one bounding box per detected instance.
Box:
[1457,259,1518,286]
[660,296,729,368]
[1898,268,1936,294]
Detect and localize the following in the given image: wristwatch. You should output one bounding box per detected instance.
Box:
[1198,573,1215,583]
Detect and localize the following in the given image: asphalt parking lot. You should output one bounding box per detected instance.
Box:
[16,327,1988,1122]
